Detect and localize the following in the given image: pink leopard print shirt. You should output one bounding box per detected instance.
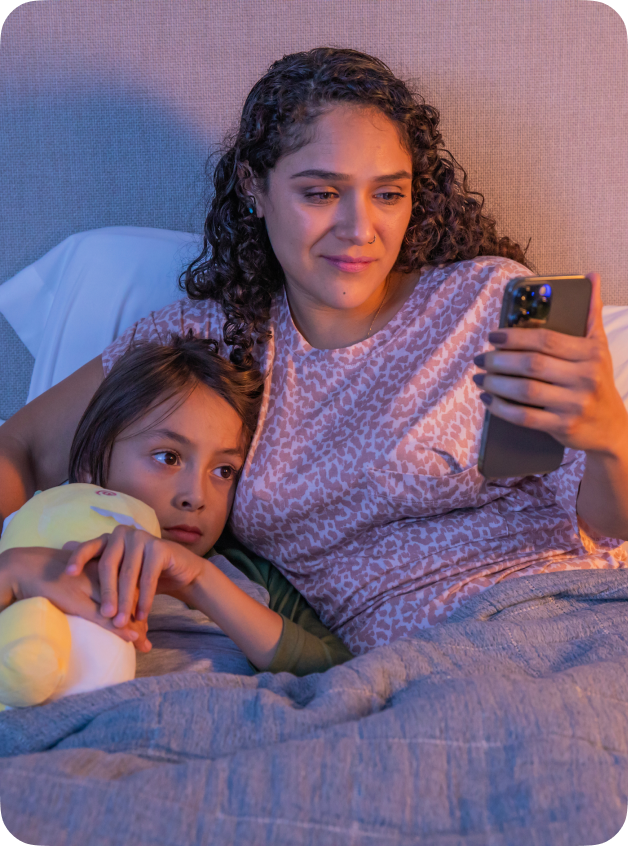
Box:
[103,257,627,655]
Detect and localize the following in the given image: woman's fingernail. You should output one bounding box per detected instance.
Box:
[472,373,485,387]
[473,354,485,367]
[65,565,77,574]
[488,331,507,345]
[101,603,114,617]
[128,631,139,641]
[113,613,126,627]
[479,392,493,406]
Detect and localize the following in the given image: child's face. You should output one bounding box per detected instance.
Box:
[104,383,245,556]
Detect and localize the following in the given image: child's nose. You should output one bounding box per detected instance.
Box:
[174,484,205,511]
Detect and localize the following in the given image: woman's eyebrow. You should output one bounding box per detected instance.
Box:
[290,168,412,182]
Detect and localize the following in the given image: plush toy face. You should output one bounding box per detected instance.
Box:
[0,484,159,709]
[0,482,161,554]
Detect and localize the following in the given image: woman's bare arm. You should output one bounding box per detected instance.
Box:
[0,355,105,524]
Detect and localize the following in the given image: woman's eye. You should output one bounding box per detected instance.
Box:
[377,192,405,203]
[154,451,180,467]
[304,192,337,202]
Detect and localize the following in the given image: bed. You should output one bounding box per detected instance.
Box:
[1,2,628,844]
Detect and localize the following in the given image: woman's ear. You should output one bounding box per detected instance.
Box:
[237,162,264,218]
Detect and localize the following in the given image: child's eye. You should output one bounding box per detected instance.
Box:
[153,451,180,467]
[213,465,236,480]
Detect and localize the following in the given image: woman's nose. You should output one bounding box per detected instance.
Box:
[334,194,374,244]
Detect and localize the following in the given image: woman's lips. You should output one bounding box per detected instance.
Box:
[163,525,202,544]
[323,256,376,273]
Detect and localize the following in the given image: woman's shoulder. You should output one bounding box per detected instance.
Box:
[416,256,533,317]
[102,296,228,374]
[424,255,533,289]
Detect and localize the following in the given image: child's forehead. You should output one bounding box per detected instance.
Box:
[126,384,244,452]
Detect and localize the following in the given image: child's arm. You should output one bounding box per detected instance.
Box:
[174,561,284,670]
[65,526,354,674]
[215,535,354,675]
[0,546,147,647]
[64,527,285,670]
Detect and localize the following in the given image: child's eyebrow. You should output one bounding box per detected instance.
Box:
[141,428,191,446]
[141,427,243,458]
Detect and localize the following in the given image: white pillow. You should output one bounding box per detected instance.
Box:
[0,226,200,405]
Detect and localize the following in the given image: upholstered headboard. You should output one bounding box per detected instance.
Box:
[2,0,627,295]
[1,0,627,419]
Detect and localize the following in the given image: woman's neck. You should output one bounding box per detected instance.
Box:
[285,270,421,350]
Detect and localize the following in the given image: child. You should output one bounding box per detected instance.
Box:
[4,334,352,684]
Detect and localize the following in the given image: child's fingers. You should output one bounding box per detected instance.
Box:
[128,618,152,652]
[136,547,164,621]
[113,534,147,627]
[51,581,141,644]
[64,535,109,575]
[97,530,127,618]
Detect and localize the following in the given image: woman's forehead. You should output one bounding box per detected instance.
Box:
[274,106,411,176]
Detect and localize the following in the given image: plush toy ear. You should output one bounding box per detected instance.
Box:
[0,598,72,708]
[0,637,66,707]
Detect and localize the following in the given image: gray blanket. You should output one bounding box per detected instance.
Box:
[2,570,628,846]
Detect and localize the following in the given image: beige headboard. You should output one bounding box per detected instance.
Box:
[0,0,626,307]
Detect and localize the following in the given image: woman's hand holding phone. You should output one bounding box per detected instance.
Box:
[474,273,628,454]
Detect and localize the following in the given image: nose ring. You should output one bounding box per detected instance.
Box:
[368,235,376,244]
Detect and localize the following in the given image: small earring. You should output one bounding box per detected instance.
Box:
[368,235,376,244]
[247,197,255,215]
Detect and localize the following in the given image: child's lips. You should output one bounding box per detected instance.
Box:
[163,525,202,544]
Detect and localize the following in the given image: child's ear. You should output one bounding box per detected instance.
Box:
[75,471,93,484]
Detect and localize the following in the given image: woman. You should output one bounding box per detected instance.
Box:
[1,47,627,655]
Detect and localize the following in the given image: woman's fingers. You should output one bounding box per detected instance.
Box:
[480,392,563,434]
[475,348,596,389]
[585,272,604,337]
[478,372,584,414]
[484,326,593,362]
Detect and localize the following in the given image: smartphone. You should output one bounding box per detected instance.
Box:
[478,275,591,478]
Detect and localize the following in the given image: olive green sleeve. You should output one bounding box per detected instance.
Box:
[213,531,353,676]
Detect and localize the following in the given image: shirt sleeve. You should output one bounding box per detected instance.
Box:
[214,532,354,675]
[101,298,228,376]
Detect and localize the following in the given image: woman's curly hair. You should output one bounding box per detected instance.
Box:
[180,47,534,368]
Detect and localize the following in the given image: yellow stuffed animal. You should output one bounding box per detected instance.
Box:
[0,483,160,710]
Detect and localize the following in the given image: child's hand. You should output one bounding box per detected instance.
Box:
[63,526,205,628]
[0,546,150,650]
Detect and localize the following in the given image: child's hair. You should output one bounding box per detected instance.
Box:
[68,333,265,487]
